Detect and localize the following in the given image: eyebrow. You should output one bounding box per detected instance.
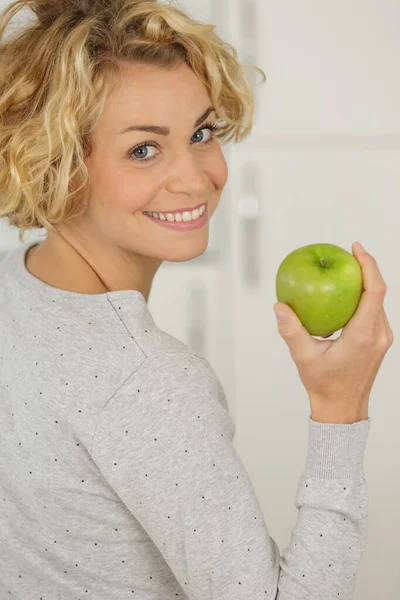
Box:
[119,106,216,136]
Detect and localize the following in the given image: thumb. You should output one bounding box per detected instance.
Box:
[273,303,317,364]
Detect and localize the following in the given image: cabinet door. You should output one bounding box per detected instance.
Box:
[229,2,400,599]
[255,0,400,135]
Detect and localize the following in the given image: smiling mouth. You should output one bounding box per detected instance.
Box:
[143,201,208,217]
[143,204,209,231]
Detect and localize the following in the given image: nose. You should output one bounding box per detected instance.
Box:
[167,153,209,195]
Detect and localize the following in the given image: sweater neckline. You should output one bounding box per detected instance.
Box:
[9,239,148,307]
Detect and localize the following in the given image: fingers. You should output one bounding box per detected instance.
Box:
[347,243,388,333]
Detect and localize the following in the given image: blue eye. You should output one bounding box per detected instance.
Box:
[128,122,219,164]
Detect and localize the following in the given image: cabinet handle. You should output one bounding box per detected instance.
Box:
[238,164,261,288]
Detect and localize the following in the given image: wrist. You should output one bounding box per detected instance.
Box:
[310,403,369,425]
[308,395,369,425]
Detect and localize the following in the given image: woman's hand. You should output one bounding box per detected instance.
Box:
[273,242,394,423]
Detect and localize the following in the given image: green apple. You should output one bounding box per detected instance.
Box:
[276,243,363,337]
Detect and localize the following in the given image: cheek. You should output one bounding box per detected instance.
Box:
[93,167,156,213]
[212,149,229,188]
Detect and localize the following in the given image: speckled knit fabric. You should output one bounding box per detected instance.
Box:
[0,240,370,599]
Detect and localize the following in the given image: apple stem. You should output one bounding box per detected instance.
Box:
[320,258,326,268]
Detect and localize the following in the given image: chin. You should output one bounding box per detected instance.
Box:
[162,240,209,263]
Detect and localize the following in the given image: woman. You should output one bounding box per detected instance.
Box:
[0,1,393,598]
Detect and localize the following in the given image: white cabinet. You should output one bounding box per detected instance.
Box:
[255,0,400,135]
[229,2,400,599]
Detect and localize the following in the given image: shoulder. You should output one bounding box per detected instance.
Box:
[90,349,234,458]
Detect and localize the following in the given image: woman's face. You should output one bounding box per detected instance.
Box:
[51,60,229,298]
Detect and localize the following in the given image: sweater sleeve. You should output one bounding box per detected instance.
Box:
[90,351,370,600]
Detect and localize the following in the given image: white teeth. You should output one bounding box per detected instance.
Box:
[145,204,206,222]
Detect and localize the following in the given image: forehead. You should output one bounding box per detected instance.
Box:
[100,61,211,127]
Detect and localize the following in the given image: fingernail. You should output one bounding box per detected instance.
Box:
[356,241,366,252]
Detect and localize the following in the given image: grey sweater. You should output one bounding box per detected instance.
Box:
[0,240,371,600]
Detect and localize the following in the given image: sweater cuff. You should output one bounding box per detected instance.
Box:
[303,415,371,479]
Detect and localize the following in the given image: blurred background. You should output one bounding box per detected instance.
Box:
[1,1,399,597]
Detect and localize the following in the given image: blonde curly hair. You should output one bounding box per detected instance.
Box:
[0,0,266,243]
